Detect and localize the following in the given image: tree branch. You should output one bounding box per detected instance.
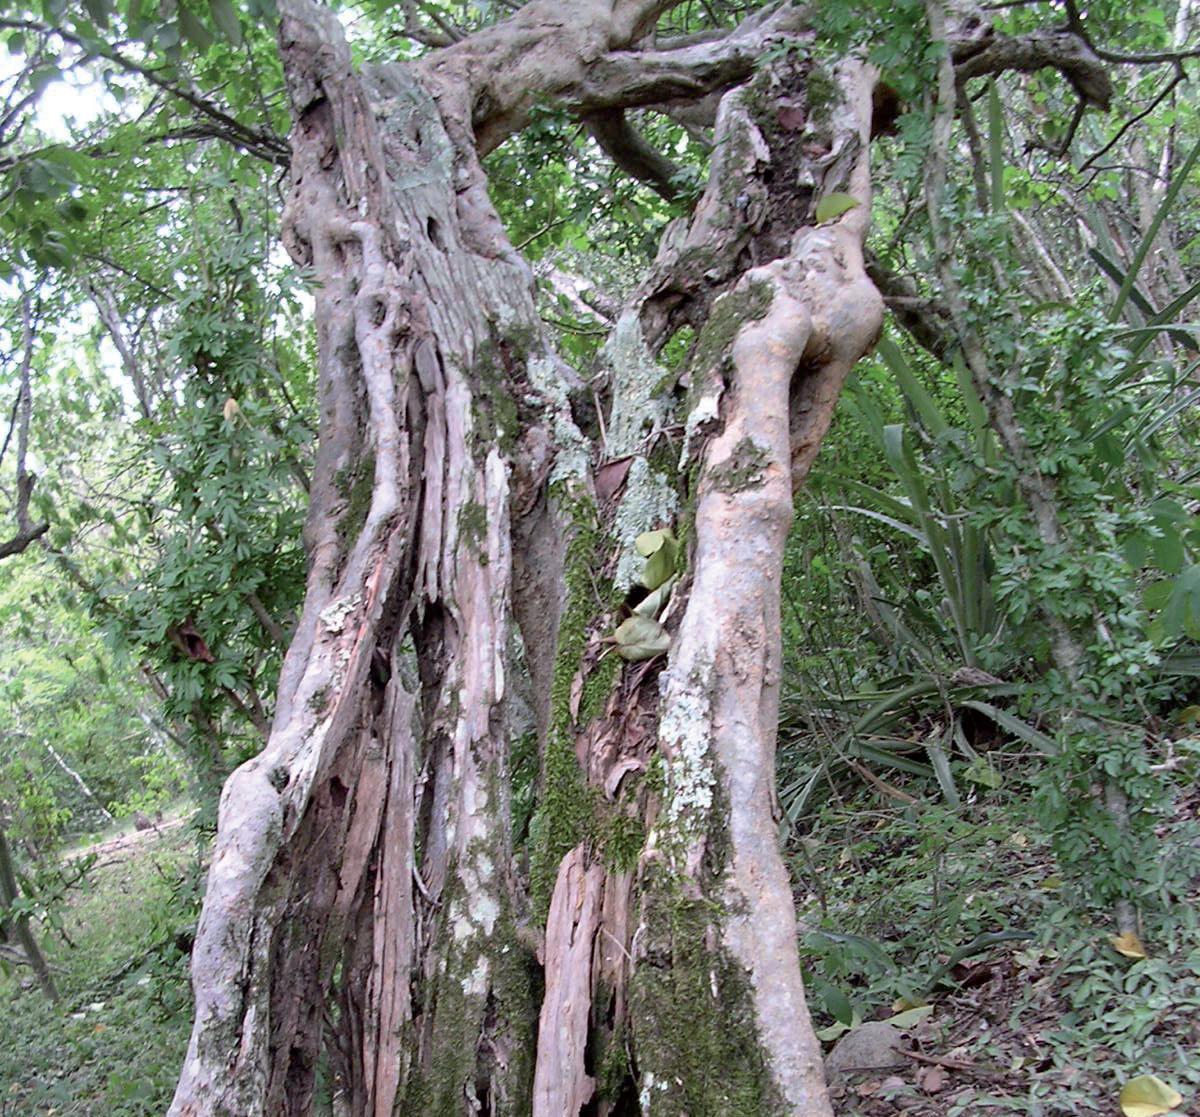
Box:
[0,17,289,165]
[952,27,1113,110]
[584,108,683,199]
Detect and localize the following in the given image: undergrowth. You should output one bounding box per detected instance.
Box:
[0,821,200,1117]
[793,771,1200,1115]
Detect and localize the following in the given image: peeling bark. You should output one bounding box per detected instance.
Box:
[170,3,891,1115]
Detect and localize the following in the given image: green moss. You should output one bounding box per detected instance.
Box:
[629,888,779,1115]
[596,1019,632,1102]
[600,812,645,873]
[646,436,681,487]
[708,436,771,494]
[691,281,773,382]
[458,500,488,554]
[579,649,618,725]
[629,778,779,1117]
[400,855,537,1114]
[527,490,610,916]
[804,62,838,127]
[307,683,331,714]
[471,322,536,457]
[510,729,538,845]
[335,449,376,546]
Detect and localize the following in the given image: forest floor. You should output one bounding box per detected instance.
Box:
[0,791,1197,1116]
[0,816,197,1117]
[798,781,1200,1117]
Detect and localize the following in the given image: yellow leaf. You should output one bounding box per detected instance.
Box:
[1174,704,1200,725]
[1119,1074,1183,1116]
[1110,931,1148,960]
[1038,875,1063,891]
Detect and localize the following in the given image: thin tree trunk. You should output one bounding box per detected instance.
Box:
[44,743,116,825]
[0,822,58,1002]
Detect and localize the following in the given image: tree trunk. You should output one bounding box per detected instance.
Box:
[170,3,883,1114]
[0,822,58,1002]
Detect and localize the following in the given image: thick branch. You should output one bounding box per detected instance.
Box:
[584,107,683,199]
[953,27,1113,109]
[419,2,808,154]
[865,255,956,359]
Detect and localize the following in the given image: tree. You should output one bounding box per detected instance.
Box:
[150,2,1152,1114]
[1,0,1193,1111]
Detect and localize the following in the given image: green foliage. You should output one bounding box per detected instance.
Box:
[0,824,197,1116]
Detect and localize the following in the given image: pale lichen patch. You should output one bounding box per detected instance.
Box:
[657,662,717,844]
[526,354,589,484]
[604,310,671,456]
[319,593,363,633]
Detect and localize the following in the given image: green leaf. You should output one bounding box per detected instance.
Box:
[815,192,859,223]
[924,728,960,807]
[635,528,673,557]
[637,528,679,590]
[30,66,62,93]
[82,0,110,27]
[177,8,214,49]
[633,576,676,619]
[962,756,1002,789]
[209,0,242,43]
[958,700,1058,755]
[876,335,948,438]
[822,982,855,1026]
[987,79,1004,214]
[1112,137,1200,322]
[887,1004,934,1029]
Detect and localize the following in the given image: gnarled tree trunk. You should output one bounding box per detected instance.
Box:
[170,2,884,1114]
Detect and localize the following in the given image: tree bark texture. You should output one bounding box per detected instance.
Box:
[170,3,884,1114]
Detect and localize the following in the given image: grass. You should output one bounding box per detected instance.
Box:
[0,820,200,1117]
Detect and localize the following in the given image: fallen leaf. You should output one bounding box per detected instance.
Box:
[1119,1074,1183,1117]
[633,575,676,619]
[815,192,860,223]
[635,528,672,557]
[594,456,634,503]
[612,615,670,662]
[636,528,680,590]
[887,1005,934,1029]
[920,1066,947,1094]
